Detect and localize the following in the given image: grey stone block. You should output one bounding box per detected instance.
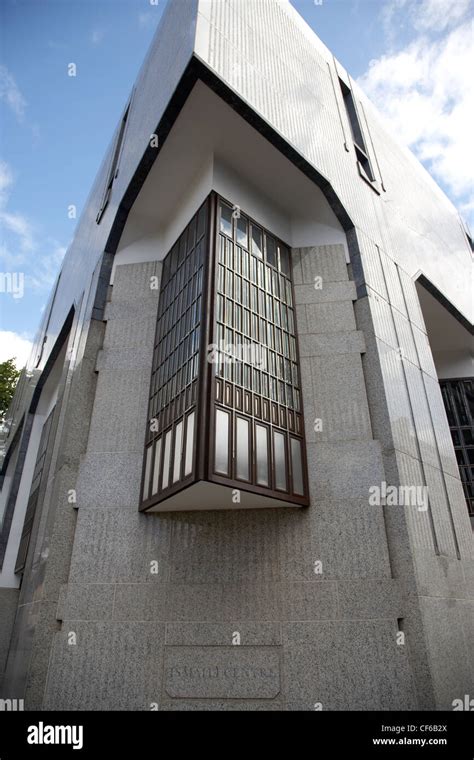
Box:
[337,579,403,619]
[69,509,171,583]
[113,583,168,621]
[306,353,373,443]
[62,584,115,621]
[95,345,153,372]
[293,281,356,306]
[85,369,150,454]
[299,330,366,357]
[306,440,385,501]
[168,509,280,584]
[307,499,392,579]
[281,581,338,620]
[419,597,474,708]
[43,622,166,710]
[103,314,157,351]
[165,622,281,646]
[304,300,356,334]
[75,452,143,508]
[283,620,417,710]
[112,261,161,301]
[167,582,282,622]
[298,244,348,283]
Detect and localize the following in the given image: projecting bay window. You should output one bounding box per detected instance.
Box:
[440,378,474,521]
[140,194,308,512]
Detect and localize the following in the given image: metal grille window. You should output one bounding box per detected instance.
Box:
[212,200,307,500]
[141,199,208,504]
[440,378,474,519]
[140,193,308,511]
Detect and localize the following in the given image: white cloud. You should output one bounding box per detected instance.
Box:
[383,0,472,35]
[28,242,66,291]
[0,331,33,368]
[412,0,472,32]
[0,159,67,290]
[0,65,27,122]
[0,160,13,207]
[358,16,474,226]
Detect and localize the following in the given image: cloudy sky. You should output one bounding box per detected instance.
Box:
[0,0,472,367]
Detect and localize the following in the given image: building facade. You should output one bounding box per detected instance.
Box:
[0,0,472,711]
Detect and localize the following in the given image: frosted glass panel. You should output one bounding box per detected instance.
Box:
[142,445,153,501]
[184,412,195,476]
[236,417,250,480]
[215,409,229,475]
[151,438,161,495]
[220,202,232,236]
[162,430,172,490]
[173,421,183,483]
[256,424,269,486]
[291,437,304,495]
[274,431,287,490]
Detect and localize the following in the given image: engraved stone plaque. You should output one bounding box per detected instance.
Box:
[164,647,280,699]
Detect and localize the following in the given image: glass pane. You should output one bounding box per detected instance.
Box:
[256,425,269,486]
[220,202,233,236]
[237,215,248,248]
[142,445,153,501]
[251,225,263,257]
[274,431,287,490]
[291,438,304,495]
[173,421,183,483]
[266,235,277,267]
[151,438,162,495]
[215,409,229,475]
[162,430,172,490]
[279,245,290,275]
[236,417,250,480]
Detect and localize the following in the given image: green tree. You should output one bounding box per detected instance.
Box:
[0,358,21,421]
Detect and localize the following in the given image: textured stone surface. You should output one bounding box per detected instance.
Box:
[44,622,166,710]
[283,620,417,710]
[0,588,19,693]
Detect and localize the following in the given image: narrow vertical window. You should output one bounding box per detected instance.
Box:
[173,421,183,483]
[215,409,230,475]
[142,444,153,502]
[220,202,233,237]
[162,430,172,490]
[151,438,162,496]
[256,424,269,486]
[291,438,304,496]
[273,431,287,491]
[184,411,195,477]
[236,417,250,480]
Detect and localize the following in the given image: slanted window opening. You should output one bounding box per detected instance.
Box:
[15,407,55,574]
[96,99,131,223]
[339,78,376,185]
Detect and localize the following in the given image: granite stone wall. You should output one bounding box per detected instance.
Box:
[42,253,421,710]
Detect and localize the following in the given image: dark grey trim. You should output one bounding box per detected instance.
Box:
[0,414,33,570]
[0,308,75,569]
[417,274,474,336]
[103,55,355,262]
